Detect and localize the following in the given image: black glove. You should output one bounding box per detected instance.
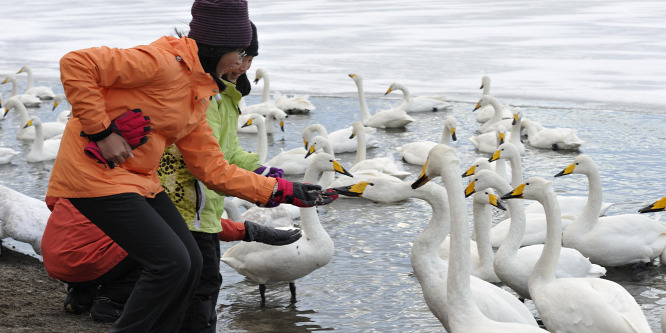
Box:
[271,178,338,207]
[243,220,302,245]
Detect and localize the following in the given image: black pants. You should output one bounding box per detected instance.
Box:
[71,192,203,333]
[179,232,222,333]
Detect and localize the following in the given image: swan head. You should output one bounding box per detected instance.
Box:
[254,68,265,83]
[473,95,496,111]
[266,109,287,132]
[511,107,523,125]
[464,169,506,198]
[350,121,365,139]
[384,82,405,96]
[241,113,264,128]
[501,176,551,202]
[4,97,23,117]
[53,93,68,111]
[305,135,331,158]
[489,142,518,162]
[411,144,459,189]
[309,152,353,178]
[480,75,491,89]
[462,157,492,178]
[348,73,364,86]
[554,154,596,177]
[639,196,666,213]
[23,115,42,129]
[445,116,457,141]
[302,124,326,148]
[473,189,506,211]
[16,66,31,74]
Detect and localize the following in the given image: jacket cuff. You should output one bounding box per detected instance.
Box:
[219,219,246,241]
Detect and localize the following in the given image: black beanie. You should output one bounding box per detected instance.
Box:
[245,22,259,57]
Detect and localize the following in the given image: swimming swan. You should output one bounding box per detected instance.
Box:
[237,108,286,134]
[384,82,450,113]
[23,116,61,163]
[521,118,584,151]
[475,76,512,123]
[1,76,41,108]
[348,121,410,179]
[349,74,415,129]
[16,65,56,99]
[302,123,378,154]
[240,68,283,116]
[397,115,457,166]
[556,154,666,267]
[502,176,651,332]
[4,98,65,141]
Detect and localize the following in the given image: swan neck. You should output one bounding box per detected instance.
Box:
[399,85,412,102]
[508,154,523,188]
[440,126,451,145]
[355,80,370,123]
[581,168,603,221]
[531,190,561,283]
[260,74,270,103]
[33,123,45,154]
[473,201,495,268]
[255,119,267,164]
[299,206,326,237]
[353,128,366,164]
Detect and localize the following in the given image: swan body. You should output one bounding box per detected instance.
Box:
[24,116,61,162]
[409,145,540,331]
[273,91,315,115]
[16,66,55,99]
[302,123,378,154]
[470,125,506,154]
[349,74,415,129]
[475,76,513,123]
[221,153,348,303]
[466,169,606,300]
[521,118,584,150]
[1,76,41,107]
[502,176,651,333]
[4,98,65,141]
[385,82,450,112]
[237,109,286,134]
[348,121,410,179]
[557,155,666,267]
[397,116,457,166]
[224,197,299,229]
[264,147,311,175]
[0,148,19,164]
[0,183,50,255]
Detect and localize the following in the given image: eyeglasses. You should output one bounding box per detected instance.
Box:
[235,48,246,60]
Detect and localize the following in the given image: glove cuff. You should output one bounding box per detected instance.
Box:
[80,127,113,142]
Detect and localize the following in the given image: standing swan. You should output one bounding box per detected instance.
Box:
[221,153,349,305]
[502,177,651,333]
[556,155,666,267]
[349,74,415,129]
[410,144,542,332]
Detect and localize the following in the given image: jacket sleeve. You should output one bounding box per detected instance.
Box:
[175,118,276,205]
[59,45,167,136]
[219,218,246,241]
[205,99,261,171]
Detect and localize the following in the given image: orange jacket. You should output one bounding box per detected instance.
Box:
[48,36,276,201]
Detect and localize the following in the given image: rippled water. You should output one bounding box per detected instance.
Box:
[2,91,666,332]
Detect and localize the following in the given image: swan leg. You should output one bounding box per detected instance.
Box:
[260,284,266,306]
[289,282,296,303]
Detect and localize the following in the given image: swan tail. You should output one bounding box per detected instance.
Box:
[586,263,607,278]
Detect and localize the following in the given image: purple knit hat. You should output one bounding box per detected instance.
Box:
[188,0,252,47]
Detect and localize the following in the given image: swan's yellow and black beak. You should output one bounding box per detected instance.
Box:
[385,87,393,96]
[331,181,373,197]
[638,197,666,213]
[3,106,9,118]
[303,138,309,150]
[332,160,354,178]
[23,119,33,129]
[241,118,253,128]
[305,145,317,158]
[279,120,284,132]
[253,76,259,84]
[498,132,505,145]
[473,100,482,111]
[480,82,485,89]
[554,164,575,177]
[512,112,519,125]
[501,184,525,200]
[462,165,476,178]
[488,193,507,211]
[16,68,24,74]
[489,150,501,162]
[412,160,431,189]
[52,99,59,111]
[2,78,8,84]
[348,74,356,79]
[349,133,356,139]
[464,180,476,198]
[451,127,457,142]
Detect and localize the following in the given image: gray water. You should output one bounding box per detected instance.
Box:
[2,87,666,332]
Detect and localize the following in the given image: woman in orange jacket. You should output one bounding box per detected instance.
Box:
[40,1,336,332]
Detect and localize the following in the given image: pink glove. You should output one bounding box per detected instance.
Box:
[111,109,151,149]
[84,141,114,168]
[270,177,338,207]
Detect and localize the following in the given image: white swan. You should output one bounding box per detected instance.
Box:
[0,148,19,164]
[0,183,50,255]
[502,176,652,332]
[273,91,315,115]
[384,82,450,112]
[239,114,268,163]
[16,65,56,99]
[304,135,337,188]
[1,75,41,108]
[470,125,506,154]
[521,118,584,151]
[53,94,71,124]
[465,169,606,300]
[556,154,666,267]
[348,121,410,179]
[221,153,349,304]
[224,196,299,229]
[237,108,286,134]
[264,146,311,175]
[474,95,512,134]
[240,68,283,116]
[475,76,512,123]
[302,123,378,154]
[23,116,61,163]
[396,115,457,166]
[4,98,66,141]
[476,108,525,155]
[349,74,415,129]
[409,144,540,331]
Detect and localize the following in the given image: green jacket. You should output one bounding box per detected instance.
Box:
[158,81,261,233]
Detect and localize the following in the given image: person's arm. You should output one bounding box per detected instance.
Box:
[219,218,301,245]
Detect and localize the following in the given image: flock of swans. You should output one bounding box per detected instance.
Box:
[2,67,666,331]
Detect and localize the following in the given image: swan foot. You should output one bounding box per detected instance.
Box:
[551,144,559,151]
[289,282,297,303]
[260,284,267,307]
